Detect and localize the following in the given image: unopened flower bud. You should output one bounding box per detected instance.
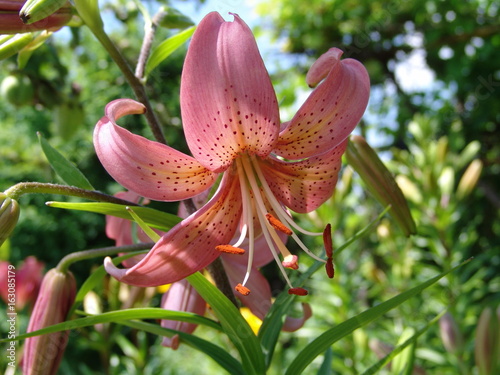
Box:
[23,268,76,375]
[0,193,20,246]
[346,135,416,236]
[0,0,72,34]
[20,0,68,24]
[160,279,205,350]
[439,312,464,355]
[456,159,483,200]
[475,306,500,375]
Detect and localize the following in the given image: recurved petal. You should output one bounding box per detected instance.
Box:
[260,140,348,213]
[104,173,242,287]
[181,12,280,172]
[275,48,370,159]
[94,99,218,202]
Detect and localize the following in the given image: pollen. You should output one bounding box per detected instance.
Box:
[265,213,292,235]
[235,283,251,296]
[288,287,308,296]
[216,244,245,255]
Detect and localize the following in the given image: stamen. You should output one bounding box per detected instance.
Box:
[325,257,335,278]
[235,283,251,296]
[288,287,308,296]
[323,224,333,258]
[266,213,292,235]
[282,254,299,270]
[216,245,245,255]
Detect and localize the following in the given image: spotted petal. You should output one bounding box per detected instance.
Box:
[94,99,218,201]
[260,140,348,213]
[105,173,242,287]
[275,48,370,160]
[181,12,280,172]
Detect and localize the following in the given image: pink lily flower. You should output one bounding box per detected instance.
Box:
[94,12,370,295]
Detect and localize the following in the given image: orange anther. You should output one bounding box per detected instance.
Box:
[288,287,308,296]
[216,245,245,255]
[235,283,251,296]
[266,213,292,235]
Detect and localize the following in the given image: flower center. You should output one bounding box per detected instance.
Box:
[217,154,334,296]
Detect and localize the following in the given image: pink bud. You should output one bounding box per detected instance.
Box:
[439,312,464,355]
[23,268,76,375]
[475,306,500,375]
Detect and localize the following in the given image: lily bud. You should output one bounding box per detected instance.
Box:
[20,0,68,24]
[0,0,72,34]
[160,279,206,350]
[23,268,76,375]
[346,135,416,236]
[456,159,483,200]
[439,312,464,355]
[0,193,20,246]
[475,306,500,375]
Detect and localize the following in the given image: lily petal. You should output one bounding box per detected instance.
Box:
[260,139,348,213]
[105,173,242,287]
[275,48,370,159]
[94,99,218,201]
[181,12,280,172]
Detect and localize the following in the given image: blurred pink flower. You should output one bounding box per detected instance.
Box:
[95,12,369,294]
[0,256,44,310]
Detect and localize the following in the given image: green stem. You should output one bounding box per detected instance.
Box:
[57,243,153,273]
[4,182,139,206]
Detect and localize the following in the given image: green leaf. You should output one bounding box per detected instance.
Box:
[361,310,446,375]
[284,259,472,375]
[123,320,244,375]
[69,252,147,317]
[46,201,181,232]
[145,26,195,76]
[317,347,333,375]
[187,272,266,375]
[4,308,221,343]
[38,132,94,190]
[391,327,416,375]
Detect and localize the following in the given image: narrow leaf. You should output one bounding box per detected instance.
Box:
[46,201,181,231]
[3,308,221,342]
[362,310,446,375]
[187,272,266,375]
[123,320,244,375]
[284,259,472,375]
[38,132,94,190]
[145,26,195,76]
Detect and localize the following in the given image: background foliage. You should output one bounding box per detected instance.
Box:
[1,0,499,373]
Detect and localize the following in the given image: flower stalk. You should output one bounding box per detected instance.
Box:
[4,182,140,205]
